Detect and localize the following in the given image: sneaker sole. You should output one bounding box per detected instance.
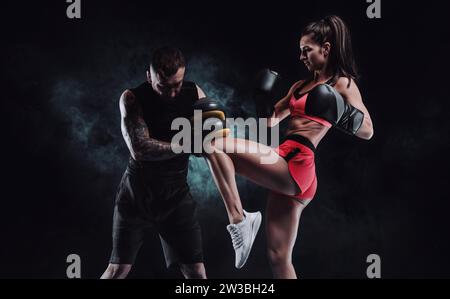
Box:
[237,212,262,269]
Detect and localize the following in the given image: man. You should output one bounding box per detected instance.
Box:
[101,47,207,279]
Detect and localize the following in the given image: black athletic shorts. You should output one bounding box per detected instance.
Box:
[109,158,203,268]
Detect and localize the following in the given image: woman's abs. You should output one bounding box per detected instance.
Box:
[285,117,330,148]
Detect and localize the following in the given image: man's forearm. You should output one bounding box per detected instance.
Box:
[132,138,180,161]
[122,117,181,161]
[120,91,183,161]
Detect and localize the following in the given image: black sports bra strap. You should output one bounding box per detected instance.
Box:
[298,77,313,90]
[325,76,336,86]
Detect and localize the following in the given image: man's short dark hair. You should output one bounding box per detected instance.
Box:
[151,47,186,79]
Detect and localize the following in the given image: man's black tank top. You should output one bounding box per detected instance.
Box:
[128,81,198,173]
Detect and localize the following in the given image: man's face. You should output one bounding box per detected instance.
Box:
[148,66,185,99]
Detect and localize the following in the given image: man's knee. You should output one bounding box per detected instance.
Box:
[179,263,206,279]
[100,264,132,279]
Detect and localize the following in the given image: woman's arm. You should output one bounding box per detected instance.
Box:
[334,78,374,140]
[267,81,303,127]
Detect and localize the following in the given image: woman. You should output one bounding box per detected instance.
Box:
[204,15,374,278]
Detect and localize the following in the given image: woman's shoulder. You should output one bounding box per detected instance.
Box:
[334,76,359,90]
[334,76,363,102]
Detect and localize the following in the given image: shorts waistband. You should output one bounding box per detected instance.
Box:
[282,135,316,153]
[127,157,188,181]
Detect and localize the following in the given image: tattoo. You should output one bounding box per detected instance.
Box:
[120,91,178,161]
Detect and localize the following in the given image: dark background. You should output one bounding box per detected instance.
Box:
[1,0,449,278]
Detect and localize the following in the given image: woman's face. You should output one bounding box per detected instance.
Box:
[299,34,330,72]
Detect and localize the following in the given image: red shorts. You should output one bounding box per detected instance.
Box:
[275,135,317,201]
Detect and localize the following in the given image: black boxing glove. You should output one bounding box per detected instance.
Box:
[191,97,230,156]
[192,97,226,121]
[305,84,345,126]
[335,102,364,136]
[253,68,281,119]
[305,84,364,135]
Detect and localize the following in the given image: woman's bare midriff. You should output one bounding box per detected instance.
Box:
[285,116,330,148]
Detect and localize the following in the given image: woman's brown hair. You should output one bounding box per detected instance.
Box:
[302,15,358,87]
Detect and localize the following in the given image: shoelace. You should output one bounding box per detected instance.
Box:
[228,226,243,249]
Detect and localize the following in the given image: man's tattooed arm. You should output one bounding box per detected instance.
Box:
[119,90,180,161]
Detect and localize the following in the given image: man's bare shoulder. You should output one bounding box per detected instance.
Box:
[120,89,137,104]
[119,89,141,116]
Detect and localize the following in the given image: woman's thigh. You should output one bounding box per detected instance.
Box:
[211,137,300,196]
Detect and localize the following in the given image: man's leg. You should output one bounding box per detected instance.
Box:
[159,225,206,279]
[101,264,132,279]
[179,263,207,279]
[157,185,206,278]
[102,200,146,279]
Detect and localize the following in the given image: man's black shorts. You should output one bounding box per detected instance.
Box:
[109,159,203,268]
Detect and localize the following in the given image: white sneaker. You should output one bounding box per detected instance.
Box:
[226,210,262,269]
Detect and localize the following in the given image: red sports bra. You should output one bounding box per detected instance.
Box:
[288,78,335,128]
